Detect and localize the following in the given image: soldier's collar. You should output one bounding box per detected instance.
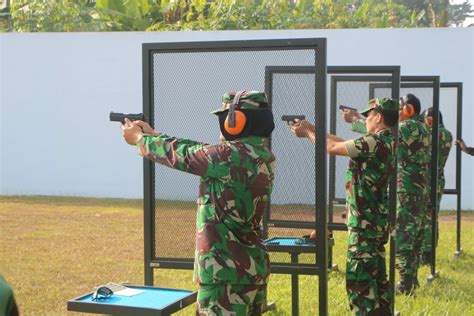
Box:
[375,127,392,135]
[411,114,425,122]
[236,135,267,146]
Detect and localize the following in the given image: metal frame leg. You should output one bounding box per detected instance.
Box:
[291,253,299,316]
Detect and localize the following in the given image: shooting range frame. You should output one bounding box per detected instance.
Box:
[369,76,441,284]
[370,80,463,258]
[443,83,463,258]
[264,65,400,315]
[142,38,329,315]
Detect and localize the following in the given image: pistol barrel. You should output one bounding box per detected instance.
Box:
[109,112,145,124]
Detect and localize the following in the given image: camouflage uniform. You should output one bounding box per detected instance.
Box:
[0,276,18,316]
[421,124,453,254]
[346,98,397,315]
[394,114,430,286]
[137,91,275,315]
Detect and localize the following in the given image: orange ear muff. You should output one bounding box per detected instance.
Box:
[403,103,415,117]
[224,110,246,135]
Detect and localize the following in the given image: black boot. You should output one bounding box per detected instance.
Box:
[396,275,414,295]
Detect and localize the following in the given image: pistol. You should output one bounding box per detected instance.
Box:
[281,115,306,124]
[339,105,357,112]
[109,112,145,124]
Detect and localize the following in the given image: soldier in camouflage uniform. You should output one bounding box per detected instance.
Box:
[394,94,431,294]
[121,91,275,315]
[343,94,431,294]
[290,98,399,315]
[420,108,453,265]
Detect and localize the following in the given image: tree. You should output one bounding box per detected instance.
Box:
[7,0,108,32]
[448,0,474,26]
[2,0,472,32]
[93,0,162,31]
[390,0,473,27]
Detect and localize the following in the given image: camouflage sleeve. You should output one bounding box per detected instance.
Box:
[351,118,367,134]
[467,147,474,156]
[440,130,453,168]
[397,122,412,154]
[345,134,377,159]
[137,134,230,178]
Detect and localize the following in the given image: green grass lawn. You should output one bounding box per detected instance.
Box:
[0,196,473,315]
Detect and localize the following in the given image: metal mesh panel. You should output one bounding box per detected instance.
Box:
[267,73,316,264]
[372,85,434,110]
[438,87,458,191]
[331,79,393,211]
[269,73,315,222]
[151,49,317,261]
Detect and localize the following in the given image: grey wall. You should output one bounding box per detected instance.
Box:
[1,28,473,209]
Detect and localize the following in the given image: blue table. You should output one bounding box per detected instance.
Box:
[265,237,334,253]
[266,237,315,247]
[67,285,197,316]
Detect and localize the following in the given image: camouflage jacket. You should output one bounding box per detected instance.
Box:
[344,128,395,238]
[351,118,367,134]
[438,125,453,188]
[352,115,431,195]
[426,124,453,202]
[137,134,275,285]
[397,114,431,195]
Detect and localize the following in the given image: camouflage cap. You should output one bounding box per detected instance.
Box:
[359,98,399,117]
[211,90,269,114]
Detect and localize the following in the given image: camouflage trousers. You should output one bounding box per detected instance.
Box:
[395,193,427,278]
[196,283,266,316]
[346,229,391,316]
[421,183,445,252]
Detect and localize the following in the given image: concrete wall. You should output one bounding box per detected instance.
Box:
[1,28,473,209]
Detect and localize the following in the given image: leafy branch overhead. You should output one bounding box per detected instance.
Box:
[1,0,473,32]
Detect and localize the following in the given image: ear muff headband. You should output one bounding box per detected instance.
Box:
[225,91,246,135]
[403,103,415,117]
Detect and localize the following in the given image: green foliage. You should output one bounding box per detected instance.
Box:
[448,0,474,26]
[1,0,472,32]
[8,0,109,32]
[392,0,473,27]
[94,0,162,31]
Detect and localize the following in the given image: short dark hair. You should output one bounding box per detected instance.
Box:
[423,107,445,126]
[405,93,421,115]
[379,109,398,127]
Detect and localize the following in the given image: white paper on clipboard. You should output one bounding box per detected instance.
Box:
[103,282,145,297]
[114,287,145,297]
